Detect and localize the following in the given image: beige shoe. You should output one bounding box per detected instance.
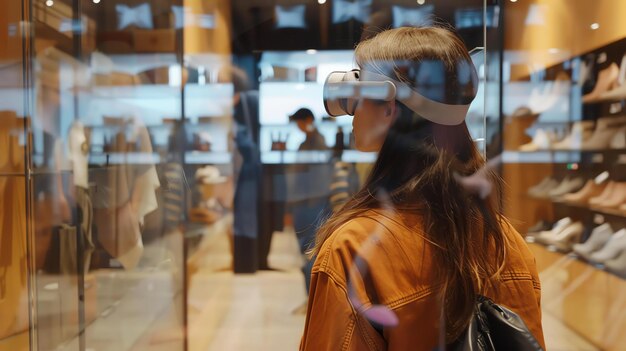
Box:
[563,179,607,203]
[581,116,626,150]
[596,182,626,208]
[598,54,626,101]
[610,125,626,149]
[589,181,617,206]
[519,129,557,151]
[544,222,584,252]
[533,217,572,245]
[583,63,620,103]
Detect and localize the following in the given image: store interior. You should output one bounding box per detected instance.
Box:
[0,0,625,350]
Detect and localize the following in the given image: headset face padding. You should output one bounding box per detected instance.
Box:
[323,70,397,117]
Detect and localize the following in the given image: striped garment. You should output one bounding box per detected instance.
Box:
[329,160,359,212]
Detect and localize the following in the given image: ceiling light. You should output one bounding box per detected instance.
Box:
[548,48,559,54]
[45,0,54,6]
[306,49,317,55]
[510,0,517,2]
[417,0,426,4]
[590,23,600,30]
[93,0,100,3]
[318,0,326,4]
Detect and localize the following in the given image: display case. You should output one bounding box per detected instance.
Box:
[0,0,494,350]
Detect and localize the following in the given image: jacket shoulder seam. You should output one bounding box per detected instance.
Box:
[315,270,380,351]
[386,286,437,310]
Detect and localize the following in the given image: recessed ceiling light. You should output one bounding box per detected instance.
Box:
[45,0,54,6]
[510,0,518,2]
[306,49,317,55]
[93,0,100,3]
[417,0,426,4]
[590,23,600,30]
[318,0,326,4]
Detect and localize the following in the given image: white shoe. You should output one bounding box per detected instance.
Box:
[519,129,556,151]
[589,229,626,263]
[573,223,613,259]
[532,217,572,245]
[527,177,552,195]
[548,177,584,198]
[604,248,626,278]
[528,177,558,198]
[552,121,594,150]
[543,221,584,252]
[532,178,560,198]
[610,126,626,149]
[529,76,569,114]
[582,116,626,150]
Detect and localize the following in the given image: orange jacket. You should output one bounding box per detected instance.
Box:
[300,210,545,351]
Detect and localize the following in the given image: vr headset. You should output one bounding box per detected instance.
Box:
[323,61,478,126]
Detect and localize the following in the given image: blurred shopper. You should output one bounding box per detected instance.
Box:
[289,108,331,313]
[224,65,263,273]
[290,108,327,151]
[301,27,545,350]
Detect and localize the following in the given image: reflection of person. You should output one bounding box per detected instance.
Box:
[226,65,263,272]
[289,108,328,150]
[301,27,544,350]
[288,107,331,313]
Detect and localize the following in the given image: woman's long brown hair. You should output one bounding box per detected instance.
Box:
[310,27,508,342]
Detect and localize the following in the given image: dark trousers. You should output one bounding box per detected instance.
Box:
[292,199,329,294]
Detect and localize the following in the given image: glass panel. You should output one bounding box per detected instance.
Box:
[0,2,33,351]
[501,1,626,350]
[0,0,508,351]
[28,0,185,350]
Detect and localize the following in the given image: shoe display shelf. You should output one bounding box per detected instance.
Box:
[503,41,626,282]
[503,148,626,164]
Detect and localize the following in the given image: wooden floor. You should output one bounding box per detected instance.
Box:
[2,230,621,351]
[530,243,626,351]
[188,231,614,351]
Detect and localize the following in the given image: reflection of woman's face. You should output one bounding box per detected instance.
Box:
[352,99,394,152]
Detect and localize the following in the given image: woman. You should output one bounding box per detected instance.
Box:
[300,27,545,350]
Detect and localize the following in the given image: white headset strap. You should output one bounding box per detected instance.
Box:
[363,71,473,126]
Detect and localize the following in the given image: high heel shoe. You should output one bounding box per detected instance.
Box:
[610,126,626,149]
[527,177,558,198]
[598,54,626,102]
[526,217,571,243]
[589,229,626,263]
[581,116,626,150]
[583,63,620,103]
[589,181,617,206]
[604,247,626,278]
[573,223,613,259]
[595,182,626,209]
[552,121,594,150]
[548,177,584,198]
[544,221,584,252]
[563,179,607,203]
[519,129,557,151]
